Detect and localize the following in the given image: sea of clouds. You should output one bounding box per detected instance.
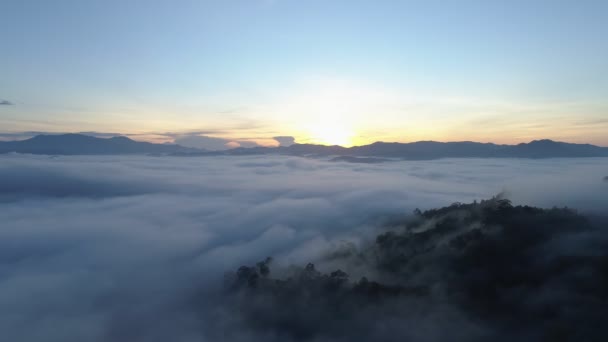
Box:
[1,154,607,341]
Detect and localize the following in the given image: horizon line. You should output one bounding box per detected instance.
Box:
[1,132,607,149]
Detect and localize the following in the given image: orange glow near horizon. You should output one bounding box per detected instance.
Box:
[306,122,356,146]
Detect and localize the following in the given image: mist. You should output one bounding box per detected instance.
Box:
[1,154,607,341]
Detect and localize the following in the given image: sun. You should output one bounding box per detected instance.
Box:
[309,122,354,146]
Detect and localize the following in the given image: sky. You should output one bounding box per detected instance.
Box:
[1,0,607,147]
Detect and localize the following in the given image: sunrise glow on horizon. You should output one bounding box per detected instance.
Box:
[1,1,607,148]
[3,2,608,340]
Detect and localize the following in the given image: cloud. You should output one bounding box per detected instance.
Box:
[273,136,296,147]
[0,100,14,105]
[0,154,606,341]
[173,134,265,150]
[173,134,238,150]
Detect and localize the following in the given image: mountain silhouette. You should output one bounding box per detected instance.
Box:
[1,134,607,158]
[222,139,608,159]
[0,134,197,155]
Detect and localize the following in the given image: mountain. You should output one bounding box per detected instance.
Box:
[344,139,608,159]
[216,139,608,159]
[502,139,608,158]
[1,134,607,159]
[0,134,198,155]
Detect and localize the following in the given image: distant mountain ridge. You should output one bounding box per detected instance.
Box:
[0,134,197,155]
[1,134,608,159]
[223,139,608,159]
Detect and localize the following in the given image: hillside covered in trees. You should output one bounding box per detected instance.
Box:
[221,197,608,342]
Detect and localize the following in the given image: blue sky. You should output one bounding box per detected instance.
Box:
[1,0,607,146]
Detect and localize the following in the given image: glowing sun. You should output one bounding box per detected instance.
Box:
[309,122,354,146]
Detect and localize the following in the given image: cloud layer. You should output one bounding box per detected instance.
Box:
[0,154,607,341]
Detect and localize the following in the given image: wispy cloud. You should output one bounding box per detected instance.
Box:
[173,134,271,150]
[0,100,14,105]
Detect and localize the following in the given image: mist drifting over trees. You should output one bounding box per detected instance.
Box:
[224,197,608,341]
[0,154,606,341]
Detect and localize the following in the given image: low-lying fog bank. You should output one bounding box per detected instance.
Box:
[1,155,607,341]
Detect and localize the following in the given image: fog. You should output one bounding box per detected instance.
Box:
[1,154,607,341]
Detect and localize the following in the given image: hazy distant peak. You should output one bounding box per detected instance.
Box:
[2,134,607,158]
[0,133,196,155]
[31,133,97,141]
[527,139,557,144]
[109,136,133,141]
